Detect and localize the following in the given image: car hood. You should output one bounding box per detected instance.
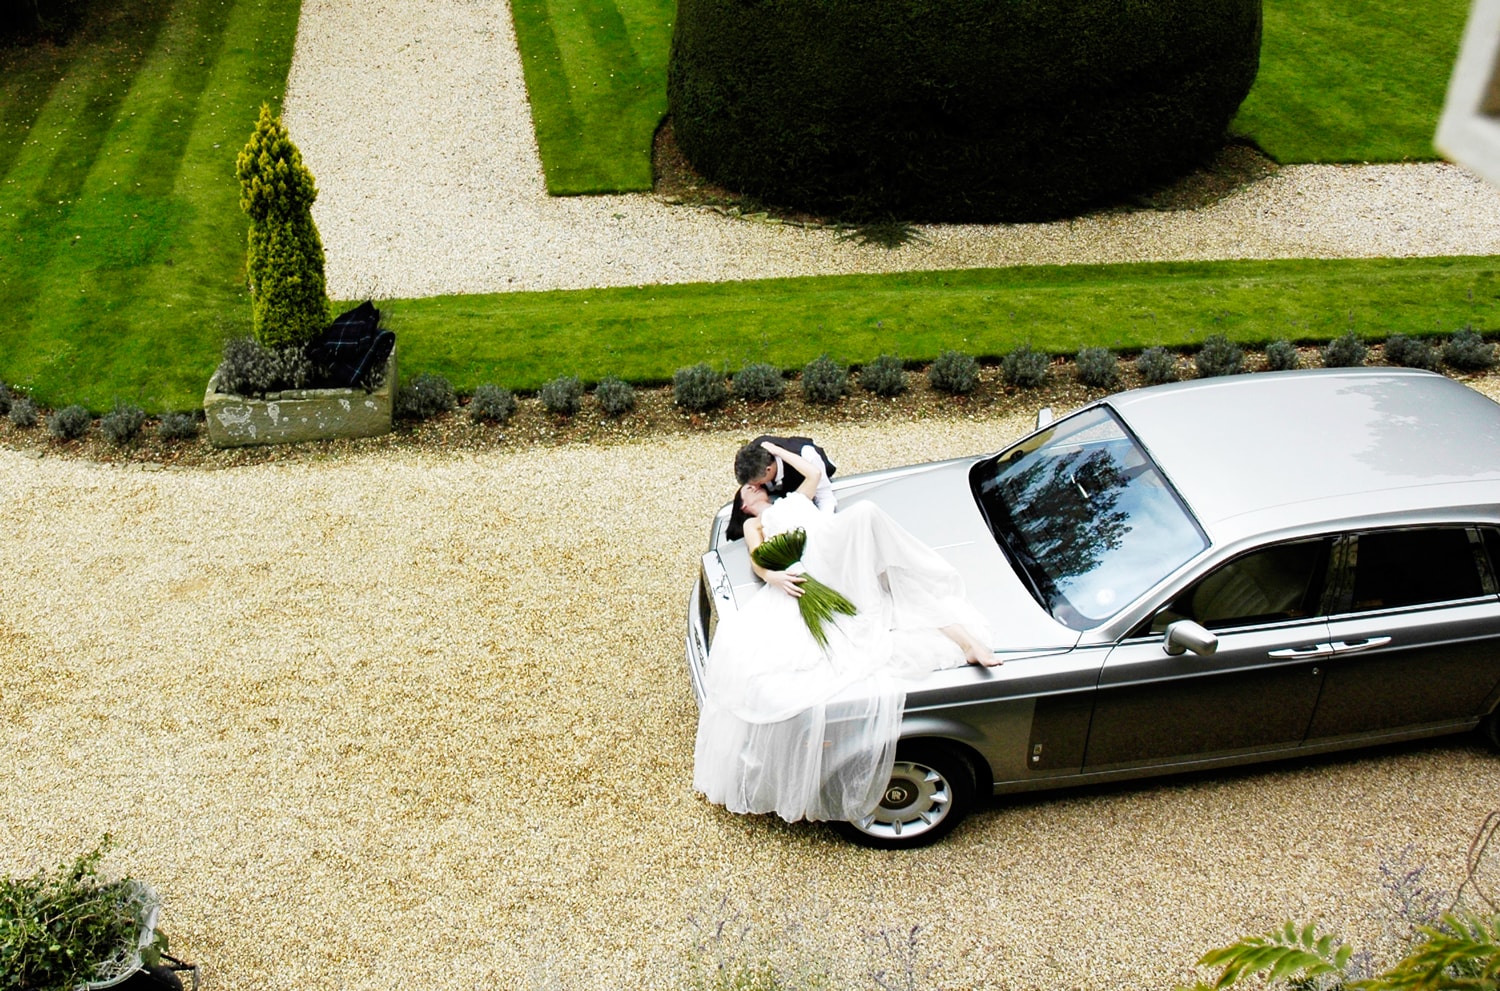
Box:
[715,458,1080,657]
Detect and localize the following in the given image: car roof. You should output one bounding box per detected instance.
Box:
[1105,368,1500,544]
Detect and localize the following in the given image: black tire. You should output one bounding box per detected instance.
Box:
[834,740,978,849]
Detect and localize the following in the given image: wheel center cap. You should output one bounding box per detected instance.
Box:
[884,783,914,806]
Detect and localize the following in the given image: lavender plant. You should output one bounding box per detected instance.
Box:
[866,925,935,991]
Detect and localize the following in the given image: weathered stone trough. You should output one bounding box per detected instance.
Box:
[203,345,396,448]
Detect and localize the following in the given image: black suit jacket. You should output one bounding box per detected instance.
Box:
[727,435,837,540]
[751,434,837,496]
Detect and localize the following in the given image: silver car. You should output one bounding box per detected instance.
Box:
[687,369,1500,847]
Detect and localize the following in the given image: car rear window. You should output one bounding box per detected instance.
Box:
[1350,527,1485,610]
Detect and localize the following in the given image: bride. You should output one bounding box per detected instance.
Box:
[693,441,997,824]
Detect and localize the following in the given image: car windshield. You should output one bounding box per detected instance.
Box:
[970,405,1207,629]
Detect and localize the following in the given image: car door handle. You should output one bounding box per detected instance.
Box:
[1330,636,1393,654]
[1268,643,1334,659]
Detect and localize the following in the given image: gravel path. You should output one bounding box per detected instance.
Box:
[281,0,1500,301]
[4,402,1500,990]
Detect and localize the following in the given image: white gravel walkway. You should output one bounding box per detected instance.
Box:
[282,0,1500,301]
[3,412,1500,991]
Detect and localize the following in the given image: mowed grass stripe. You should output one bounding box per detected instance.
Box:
[0,46,80,184]
[122,0,305,410]
[511,0,586,188]
[0,0,301,410]
[511,0,670,193]
[379,257,1500,393]
[0,0,174,363]
[11,0,240,405]
[1230,0,1468,162]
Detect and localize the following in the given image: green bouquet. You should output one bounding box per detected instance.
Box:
[751,528,858,649]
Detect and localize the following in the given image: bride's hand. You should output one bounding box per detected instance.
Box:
[764,570,805,598]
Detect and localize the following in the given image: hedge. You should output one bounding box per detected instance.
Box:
[668,0,1262,221]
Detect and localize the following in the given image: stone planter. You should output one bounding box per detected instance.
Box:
[204,344,396,448]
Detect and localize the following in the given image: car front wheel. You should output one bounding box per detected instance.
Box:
[834,741,977,849]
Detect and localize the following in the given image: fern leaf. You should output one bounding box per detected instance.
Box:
[1197,924,1349,990]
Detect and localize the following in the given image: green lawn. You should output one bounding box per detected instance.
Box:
[517,0,1471,192]
[1229,0,1469,162]
[510,0,673,194]
[0,0,1493,413]
[382,257,1500,393]
[0,0,300,412]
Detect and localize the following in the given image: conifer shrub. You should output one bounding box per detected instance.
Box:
[1383,333,1440,371]
[1320,331,1367,368]
[1264,339,1301,371]
[1194,334,1243,378]
[1075,347,1119,389]
[9,397,37,428]
[236,105,329,349]
[594,377,637,416]
[396,373,456,421]
[668,0,1261,221]
[801,354,849,405]
[859,355,908,398]
[1136,347,1180,385]
[469,384,517,424]
[1002,346,1050,388]
[156,412,200,441]
[928,350,980,394]
[732,362,786,402]
[673,363,729,411]
[99,402,146,445]
[0,382,11,416]
[46,404,90,441]
[1444,327,1496,371]
[539,375,584,416]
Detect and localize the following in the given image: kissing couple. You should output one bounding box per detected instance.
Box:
[695,430,998,823]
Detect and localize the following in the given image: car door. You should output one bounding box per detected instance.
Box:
[1307,525,1500,740]
[1083,537,1335,771]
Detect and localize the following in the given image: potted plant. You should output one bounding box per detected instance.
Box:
[204,105,395,448]
[0,837,170,991]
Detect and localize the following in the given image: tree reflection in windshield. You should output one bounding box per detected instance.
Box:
[971,407,1207,629]
[1000,447,1130,587]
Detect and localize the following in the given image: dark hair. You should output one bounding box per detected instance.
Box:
[735,442,775,485]
[726,489,749,541]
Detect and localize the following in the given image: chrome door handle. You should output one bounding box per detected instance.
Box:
[1330,636,1393,654]
[1268,643,1334,659]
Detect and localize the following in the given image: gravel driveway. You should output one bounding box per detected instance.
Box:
[4,404,1499,990]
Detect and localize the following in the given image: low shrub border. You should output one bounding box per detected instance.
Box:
[3,334,1496,464]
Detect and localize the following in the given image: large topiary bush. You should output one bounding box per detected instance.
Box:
[236,105,329,349]
[668,0,1262,221]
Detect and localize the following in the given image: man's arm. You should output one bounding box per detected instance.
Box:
[800,443,839,511]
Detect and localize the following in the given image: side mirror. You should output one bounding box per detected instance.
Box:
[1035,407,1054,430]
[1163,620,1218,657]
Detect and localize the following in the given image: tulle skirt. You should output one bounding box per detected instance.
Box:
[693,498,989,823]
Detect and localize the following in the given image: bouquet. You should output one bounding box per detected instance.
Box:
[751,528,857,649]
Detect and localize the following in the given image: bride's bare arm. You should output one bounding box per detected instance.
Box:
[744,517,805,598]
[759,440,821,500]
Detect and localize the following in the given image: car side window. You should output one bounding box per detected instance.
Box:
[1147,538,1332,633]
[1348,527,1484,611]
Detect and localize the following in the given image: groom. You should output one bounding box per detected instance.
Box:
[735,434,838,511]
[725,434,838,541]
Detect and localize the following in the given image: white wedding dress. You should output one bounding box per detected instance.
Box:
[693,493,993,823]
